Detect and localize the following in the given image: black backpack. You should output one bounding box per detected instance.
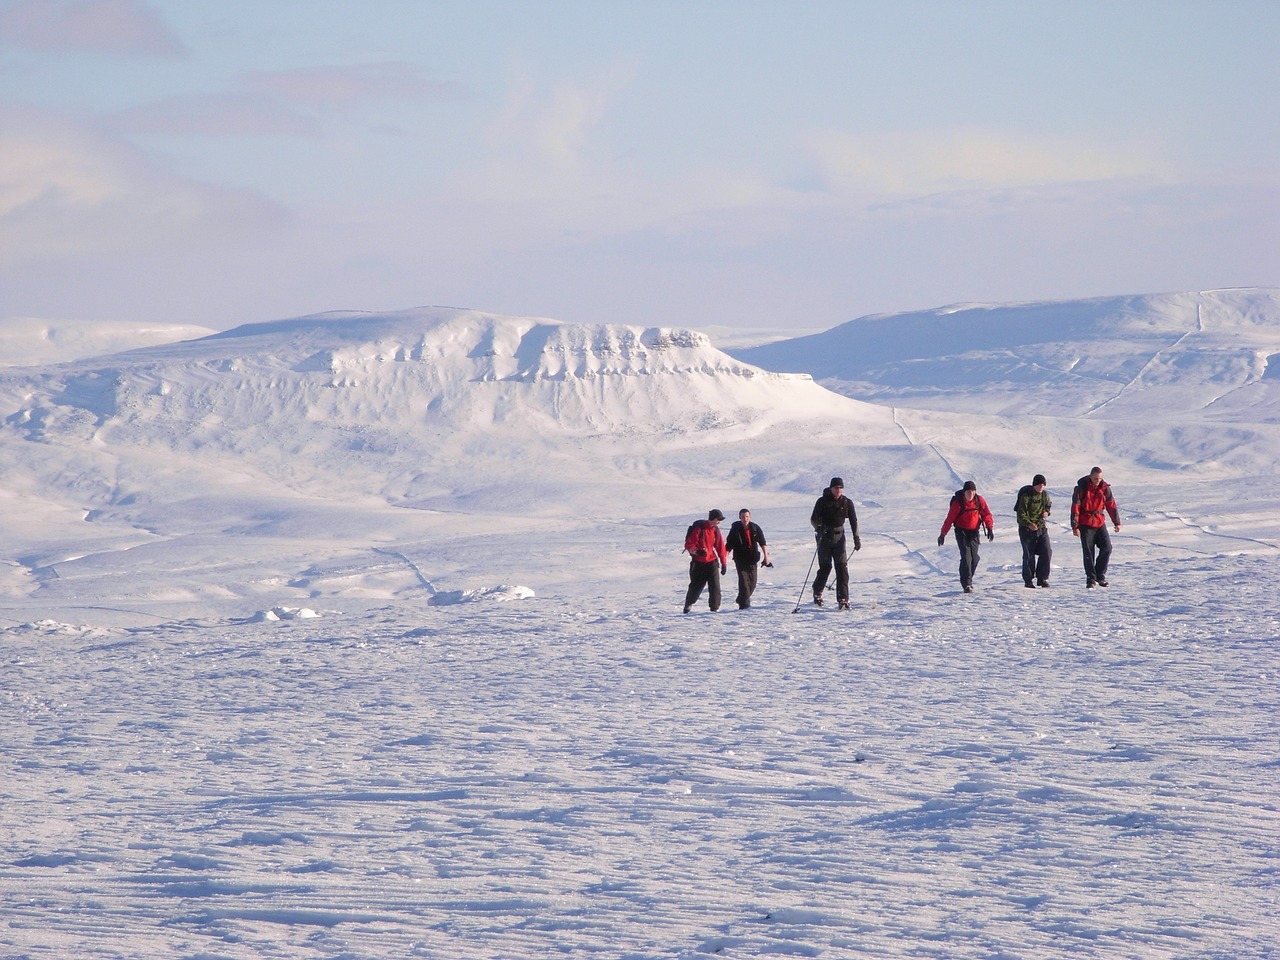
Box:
[1014,484,1034,515]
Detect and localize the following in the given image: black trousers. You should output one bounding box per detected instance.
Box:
[685,561,722,611]
[814,533,849,602]
[1079,526,1112,583]
[954,528,982,587]
[734,563,758,608]
[1019,525,1053,584]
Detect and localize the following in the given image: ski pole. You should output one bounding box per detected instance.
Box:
[791,538,820,614]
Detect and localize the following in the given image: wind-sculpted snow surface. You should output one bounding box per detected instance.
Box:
[2,554,1276,959]
[1,293,1279,957]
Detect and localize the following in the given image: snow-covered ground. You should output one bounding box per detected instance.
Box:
[2,293,1278,958]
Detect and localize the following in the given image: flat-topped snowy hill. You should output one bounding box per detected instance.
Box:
[0,306,924,608]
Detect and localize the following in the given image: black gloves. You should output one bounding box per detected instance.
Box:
[986,527,994,541]
[853,536,861,552]
[721,564,727,575]
[937,534,945,547]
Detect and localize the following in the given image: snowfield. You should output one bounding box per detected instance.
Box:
[2,291,1278,958]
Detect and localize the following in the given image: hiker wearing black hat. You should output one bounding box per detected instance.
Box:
[938,480,994,593]
[809,477,860,609]
[682,509,728,613]
[1015,474,1053,588]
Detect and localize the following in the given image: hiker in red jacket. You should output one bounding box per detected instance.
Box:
[1071,466,1121,588]
[938,480,994,593]
[683,509,728,613]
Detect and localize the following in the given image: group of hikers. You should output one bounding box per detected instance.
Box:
[682,467,1122,612]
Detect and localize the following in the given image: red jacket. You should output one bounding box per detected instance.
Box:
[1071,477,1120,530]
[684,520,727,565]
[940,492,993,537]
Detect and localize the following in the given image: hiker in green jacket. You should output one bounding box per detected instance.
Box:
[1015,474,1053,588]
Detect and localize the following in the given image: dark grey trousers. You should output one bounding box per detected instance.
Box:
[1019,525,1053,584]
[734,563,758,608]
[954,528,982,587]
[1079,526,1112,583]
[685,561,722,611]
[814,533,849,602]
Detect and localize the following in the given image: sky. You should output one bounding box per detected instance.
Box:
[2,0,1279,336]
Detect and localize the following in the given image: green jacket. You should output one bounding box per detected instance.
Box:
[1015,486,1052,529]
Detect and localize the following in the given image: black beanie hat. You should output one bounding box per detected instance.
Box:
[1033,474,1047,486]
[829,477,844,488]
[963,480,977,491]
[708,509,725,521]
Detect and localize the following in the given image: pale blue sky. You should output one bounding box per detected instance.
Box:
[2,0,1277,334]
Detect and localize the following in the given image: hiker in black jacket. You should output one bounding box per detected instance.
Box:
[724,509,771,609]
[809,477,860,609]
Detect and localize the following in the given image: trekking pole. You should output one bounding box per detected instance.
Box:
[791,538,820,614]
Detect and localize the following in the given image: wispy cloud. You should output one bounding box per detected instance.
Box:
[109,62,465,138]
[485,66,629,172]
[113,93,318,137]
[806,128,1165,198]
[247,62,465,111]
[0,0,184,56]
[0,107,284,267]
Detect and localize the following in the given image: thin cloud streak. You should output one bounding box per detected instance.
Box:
[247,62,468,111]
[0,0,184,56]
[113,93,319,138]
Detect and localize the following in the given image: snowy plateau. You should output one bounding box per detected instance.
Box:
[1,289,1277,959]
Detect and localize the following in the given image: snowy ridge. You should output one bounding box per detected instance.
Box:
[0,317,218,367]
[732,288,1280,420]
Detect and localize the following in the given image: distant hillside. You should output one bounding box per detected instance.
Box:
[0,318,217,367]
[731,289,1280,420]
[6,307,886,444]
[0,307,910,550]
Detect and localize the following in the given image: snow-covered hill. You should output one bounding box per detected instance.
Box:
[731,288,1280,487]
[732,288,1280,422]
[0,317,217,367]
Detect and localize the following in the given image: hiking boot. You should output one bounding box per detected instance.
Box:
[1037,580,1050,588]
[1024,581,1036,589]
[963,584,974,594]
[838,599,850,610]
[1096,577,1108,587]
[1086,580,1096,589]
[682,605,691,614]
[813,593,824,606]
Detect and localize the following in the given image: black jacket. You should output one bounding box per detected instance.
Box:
[725,520,766,566]
[810,488,859,538]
